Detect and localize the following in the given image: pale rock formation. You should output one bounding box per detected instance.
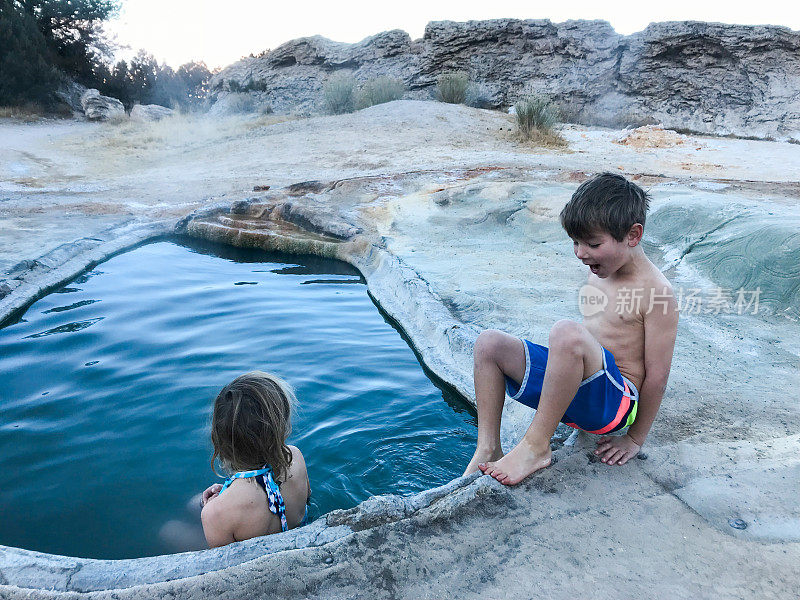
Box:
[80,89,125,121]
[130,104,175,122]
[208,19,800,140]
[55,81,89,115]
[618,21,800,139]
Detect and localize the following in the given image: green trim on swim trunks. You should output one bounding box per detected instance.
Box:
[624,401,638,429]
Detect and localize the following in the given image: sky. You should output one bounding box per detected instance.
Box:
[104,0,800,70]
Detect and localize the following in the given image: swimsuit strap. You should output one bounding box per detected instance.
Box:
[218,466,270,494]
[218,465,289,532]
[254,466,289,532]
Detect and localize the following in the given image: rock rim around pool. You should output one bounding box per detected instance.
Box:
[0,170,797,593]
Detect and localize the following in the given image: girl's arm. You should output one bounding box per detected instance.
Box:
[201,498,236,548]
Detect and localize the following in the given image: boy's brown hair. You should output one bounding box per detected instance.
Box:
[560,172,650,242]
[211,371,296,482]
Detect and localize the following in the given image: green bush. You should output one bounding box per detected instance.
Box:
[323,73,356,114]
[436,72,469,104]
[357,77,404,109]
[514,95,559,138]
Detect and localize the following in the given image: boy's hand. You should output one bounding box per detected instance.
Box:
[201,483,223,506]
[594,434,641,466]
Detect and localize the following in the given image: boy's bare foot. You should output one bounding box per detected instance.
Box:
[463,447,504,477]
[478,440,552,485]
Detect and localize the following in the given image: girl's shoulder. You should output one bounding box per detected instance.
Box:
[283,445,310,506]
[287,445,306,469]
[284,445,308,485]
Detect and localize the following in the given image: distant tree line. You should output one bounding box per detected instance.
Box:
[92,51,212,110]
[0,0,213,110]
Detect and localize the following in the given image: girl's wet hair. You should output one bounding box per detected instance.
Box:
[560,172,650,242]
[210,371,296,482]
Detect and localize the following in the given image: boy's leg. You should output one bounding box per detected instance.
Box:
[463,329,527,476]
[480,320,603,485]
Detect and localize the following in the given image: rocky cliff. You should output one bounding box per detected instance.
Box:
[209,19,800,140]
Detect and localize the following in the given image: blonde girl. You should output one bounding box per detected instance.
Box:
[200,371,310,547]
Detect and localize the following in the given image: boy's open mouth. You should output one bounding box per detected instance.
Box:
[589,264,601,274]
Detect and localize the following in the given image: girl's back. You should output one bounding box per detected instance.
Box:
[201,446,309,545]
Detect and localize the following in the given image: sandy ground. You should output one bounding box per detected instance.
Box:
[2,101,799,277]
[1,100,799,598]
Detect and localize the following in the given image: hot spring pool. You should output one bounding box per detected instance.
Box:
[0,239,477,559]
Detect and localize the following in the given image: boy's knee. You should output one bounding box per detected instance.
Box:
[474,329,507,361]
[549,320,586,354]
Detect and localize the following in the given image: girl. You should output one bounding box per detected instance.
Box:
[200,371,310,547]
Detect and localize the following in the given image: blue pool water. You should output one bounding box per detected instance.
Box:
[0,239,476,559]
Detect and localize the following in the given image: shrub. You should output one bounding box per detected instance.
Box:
[208,92,257,116]
[323,73,356,114]
[465,82,494,109]
[357,77,404,109]
[436,72,469,104]
[514,95,559,138]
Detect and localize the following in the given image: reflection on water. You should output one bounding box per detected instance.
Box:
[42,299,100,314]
[23,317,104,339]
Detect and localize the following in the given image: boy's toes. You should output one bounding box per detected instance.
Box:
[490,468,507,482]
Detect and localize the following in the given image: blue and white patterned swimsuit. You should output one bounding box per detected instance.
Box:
[219,465,308,532]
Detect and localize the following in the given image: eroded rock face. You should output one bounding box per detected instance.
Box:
[209,30,420,115]
[130,104,174,122]
[208,19,800,139]
[80,89,125,121]
[618,21,800,138]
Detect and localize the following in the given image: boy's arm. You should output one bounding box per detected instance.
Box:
[595,287,678,465]
[627,288,679,447]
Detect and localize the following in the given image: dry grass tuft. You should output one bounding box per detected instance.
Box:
[436,72,469,104]
[513,95,566,148]
[324,73,357,114]
[81,112,293,156]
[0,103,46,122]
[357,77,405,109]
[515,127,568,148]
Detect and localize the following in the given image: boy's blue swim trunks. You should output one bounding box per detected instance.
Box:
[505,339,639,434]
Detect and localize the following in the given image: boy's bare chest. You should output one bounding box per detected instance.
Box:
[580,280,646,356]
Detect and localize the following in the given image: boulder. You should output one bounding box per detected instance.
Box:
[130,104,175,122]
[55,81,89,115]
[80,89,125,121]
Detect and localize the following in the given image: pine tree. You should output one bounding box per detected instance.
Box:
[0,0,61,104]
[20,0,119,85]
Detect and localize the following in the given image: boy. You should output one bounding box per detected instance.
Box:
[464,173,678,485]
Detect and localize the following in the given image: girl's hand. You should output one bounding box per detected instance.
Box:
[594,434,641,466]
[201,483,223,506]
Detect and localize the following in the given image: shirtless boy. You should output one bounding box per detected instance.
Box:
[464,173,679,485]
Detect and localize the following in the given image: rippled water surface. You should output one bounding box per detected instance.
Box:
[0,239,476,559]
